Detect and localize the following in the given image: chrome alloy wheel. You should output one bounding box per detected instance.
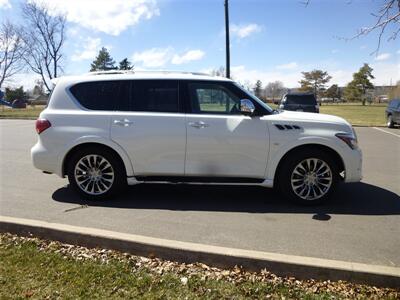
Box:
[290,158,333,201]
[74,154,114,195]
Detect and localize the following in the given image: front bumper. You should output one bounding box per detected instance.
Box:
[343,147,362,182]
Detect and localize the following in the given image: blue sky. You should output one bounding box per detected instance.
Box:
[1,0,399,89]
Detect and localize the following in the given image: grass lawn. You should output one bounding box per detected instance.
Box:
[268,103,386,126]
[319,104,386,127]
[0,105,45,119]
[1,234,397,299]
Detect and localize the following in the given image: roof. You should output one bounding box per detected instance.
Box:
[54,70,232,85]
[285,92,316,96]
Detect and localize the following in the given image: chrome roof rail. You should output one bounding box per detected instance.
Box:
[86,70,211,76]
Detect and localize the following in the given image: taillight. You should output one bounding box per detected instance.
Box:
[36,119,51,134]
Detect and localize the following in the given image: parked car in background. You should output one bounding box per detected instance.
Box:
[31,71,362,205]
[279,92,319,113]
[386,98,400,128]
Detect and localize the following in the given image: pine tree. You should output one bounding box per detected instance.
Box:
[344,64,374,105]
[253,80,263,99]
[118,58,133,70]
[324,84,340,102]
[299,70,331,100]
[90,47,116,71]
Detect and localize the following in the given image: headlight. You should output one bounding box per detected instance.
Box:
[335,132,358,149]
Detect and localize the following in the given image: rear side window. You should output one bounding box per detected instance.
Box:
[285,95,317,105]
[70,81,130,111]
[133,80,179,113]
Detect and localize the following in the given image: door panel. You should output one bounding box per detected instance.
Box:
[111,112,186,176]
[185,114,269,178]
[184,81,269,178]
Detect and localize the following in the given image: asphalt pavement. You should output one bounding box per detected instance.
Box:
[0,120,399,267]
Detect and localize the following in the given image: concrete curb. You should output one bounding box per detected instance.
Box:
[1,215,399,288]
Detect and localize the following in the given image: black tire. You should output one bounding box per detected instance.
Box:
[387,115,395,128]
[67,146,126,200]
[277,149,339,205]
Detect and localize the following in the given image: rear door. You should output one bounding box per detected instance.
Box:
[110,80,186,176]
[184,81,269,179]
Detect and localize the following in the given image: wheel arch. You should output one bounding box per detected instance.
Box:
[62,142,132,178]
[272,143,345,187]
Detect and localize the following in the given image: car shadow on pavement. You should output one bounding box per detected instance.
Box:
[52,182,400,216]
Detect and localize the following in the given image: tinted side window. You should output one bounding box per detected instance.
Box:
[133,80,179,113]
[285,95,316,105]
[70,81,130,111]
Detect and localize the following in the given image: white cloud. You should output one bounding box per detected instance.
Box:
[276,62,298,70]
[132,47,173,68]
[228,62,400,88]
[370,62,400,86]
[331,49,339,54]
[230,65,302,88]
[375,53,391,61]
[171,50,205,65]
[132,47,205,67]
[397,50,400,55]
[29,0,160,36]
[2,73,41,91]
[230,23,262,39]
[71,37,102,61]
[0,0,11,9]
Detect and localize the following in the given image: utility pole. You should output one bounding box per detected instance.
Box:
[224,0,230,78]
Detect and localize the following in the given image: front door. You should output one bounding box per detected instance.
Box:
[184,81,269,179]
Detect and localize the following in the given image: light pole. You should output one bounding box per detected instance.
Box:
[224,0,230,78]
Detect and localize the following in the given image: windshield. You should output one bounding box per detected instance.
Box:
[233,82,274,113]
[284,94,316,105]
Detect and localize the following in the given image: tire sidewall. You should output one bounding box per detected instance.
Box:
[278,149,339,205]
[67,147,125,200]
[387,115,394,128]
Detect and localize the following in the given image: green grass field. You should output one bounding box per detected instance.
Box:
[0,103,387,126]
[0,105,45,119]
[0,235,330,299]
[1,234,396,299]
[320,104,386,126]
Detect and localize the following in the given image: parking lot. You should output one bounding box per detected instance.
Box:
[0,120,399,267]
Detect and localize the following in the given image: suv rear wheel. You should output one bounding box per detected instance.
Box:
[67,147,125,200]
[278,149,339,205]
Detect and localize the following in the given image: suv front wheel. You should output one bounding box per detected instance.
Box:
[387,115,395,128]
[278,149,339,205]
[67,147,125,200]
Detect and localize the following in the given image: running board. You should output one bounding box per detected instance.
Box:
[127,176,273,188]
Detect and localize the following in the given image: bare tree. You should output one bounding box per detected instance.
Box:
[0,21,24,89]
[265,81,285,102]
[304,0,400,54]
[211,66,226,77]
[21,2,66,92]
[351,0,400,53]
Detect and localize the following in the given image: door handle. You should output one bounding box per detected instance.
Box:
[189,121,209,129]
[113,119,133,127]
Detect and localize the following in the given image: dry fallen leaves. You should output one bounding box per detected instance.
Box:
[1,233,398,299]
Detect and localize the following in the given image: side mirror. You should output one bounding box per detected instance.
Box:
[240,99,255,116]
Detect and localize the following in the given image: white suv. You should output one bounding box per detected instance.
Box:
[31,71,362,205]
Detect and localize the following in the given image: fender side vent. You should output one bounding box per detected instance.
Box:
[274,124,302,131]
